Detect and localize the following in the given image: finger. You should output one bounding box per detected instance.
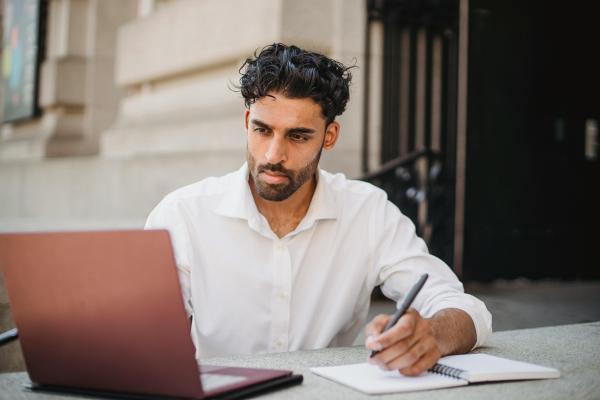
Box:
[370,334,419,365]
[371,309,420,350]
[365,314,390,344]
[386,335,435,371]
[365,314,390,336]
[369,339,414,369]
[385,309,433,346]
[399,345,442,377]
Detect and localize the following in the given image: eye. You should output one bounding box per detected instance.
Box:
[253,127,269,135]
[289,133,309,142]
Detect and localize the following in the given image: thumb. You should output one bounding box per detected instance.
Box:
[364,314,390,349]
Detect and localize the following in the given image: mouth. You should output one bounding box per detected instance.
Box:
[260,170,289,185]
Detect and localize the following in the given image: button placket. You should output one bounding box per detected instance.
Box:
[270,239,292,352]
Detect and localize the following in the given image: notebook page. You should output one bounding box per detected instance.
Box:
[437,354,560,383]
[310,363,467,394]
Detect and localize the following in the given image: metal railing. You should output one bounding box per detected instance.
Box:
[0,328,18,346]
[360,147,445,247]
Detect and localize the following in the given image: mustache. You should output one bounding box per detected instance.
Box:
[257,163,292,177]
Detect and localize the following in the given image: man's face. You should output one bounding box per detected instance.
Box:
[245,92,338,202]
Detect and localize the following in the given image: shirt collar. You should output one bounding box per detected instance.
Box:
[304,167,339,222]
[213,162,339,223]
[213,163,255,220]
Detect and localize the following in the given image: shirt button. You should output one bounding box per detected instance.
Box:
[277,291,288,300]
[275,242,284,250]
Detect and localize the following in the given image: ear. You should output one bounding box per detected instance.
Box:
[323,121,340,150]
[244,109,250,131]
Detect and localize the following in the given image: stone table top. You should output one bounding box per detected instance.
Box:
[1,322,599,399]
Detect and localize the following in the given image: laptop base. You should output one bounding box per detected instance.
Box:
[27,374,303,400]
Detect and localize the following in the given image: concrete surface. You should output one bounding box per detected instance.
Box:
[2,322,598,399]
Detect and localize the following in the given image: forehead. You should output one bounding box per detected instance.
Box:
[249,92,325,128]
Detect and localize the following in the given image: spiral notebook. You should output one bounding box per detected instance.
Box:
[310,353,560,394]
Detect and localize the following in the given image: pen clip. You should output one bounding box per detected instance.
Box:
[394,298,403,310]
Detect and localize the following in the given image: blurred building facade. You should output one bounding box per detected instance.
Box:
[0,0,366,231]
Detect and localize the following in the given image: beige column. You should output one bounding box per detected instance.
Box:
[366,20,384,172]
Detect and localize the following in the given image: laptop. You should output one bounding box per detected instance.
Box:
[0,230,302,399]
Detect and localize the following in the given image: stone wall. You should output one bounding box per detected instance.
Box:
[102,0,366,178]
[0,0,367,231]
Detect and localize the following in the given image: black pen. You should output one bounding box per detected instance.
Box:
[369,273,429,358]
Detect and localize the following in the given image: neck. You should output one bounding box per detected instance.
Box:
[249,174,317,238]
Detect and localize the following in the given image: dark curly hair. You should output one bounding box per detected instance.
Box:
[238,43,353,125]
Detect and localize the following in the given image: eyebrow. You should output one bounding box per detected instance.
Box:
[250,119,316,135]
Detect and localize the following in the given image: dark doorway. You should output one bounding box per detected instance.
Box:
[464,0,600,280]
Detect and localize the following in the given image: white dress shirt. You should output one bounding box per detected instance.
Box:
[145,163,492,359]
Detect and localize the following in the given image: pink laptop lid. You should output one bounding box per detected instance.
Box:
[0,230,205,398]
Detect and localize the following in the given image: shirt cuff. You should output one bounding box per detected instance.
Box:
[426,298,493,350]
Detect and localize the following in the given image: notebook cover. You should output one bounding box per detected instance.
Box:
[436,354,561,382]
[311,363,467,394]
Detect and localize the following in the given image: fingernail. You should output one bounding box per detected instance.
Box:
[366,336,383,351]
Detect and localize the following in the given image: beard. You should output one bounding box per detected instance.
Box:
[247,149,322,202]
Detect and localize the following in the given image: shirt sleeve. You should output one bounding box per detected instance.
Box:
[145,199,194,318]
[368,191,492,348]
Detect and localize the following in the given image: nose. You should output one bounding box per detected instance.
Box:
[265,136,287,165]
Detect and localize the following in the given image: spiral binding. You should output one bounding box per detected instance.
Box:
[429,363,466,379]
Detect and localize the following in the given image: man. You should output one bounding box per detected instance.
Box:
[146,43,491,376]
